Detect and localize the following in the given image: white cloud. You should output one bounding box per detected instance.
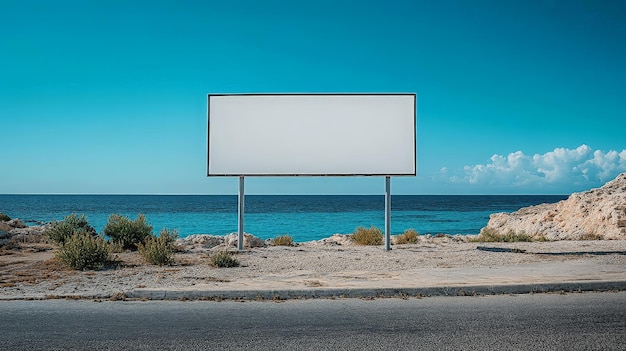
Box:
[454,144,626,188]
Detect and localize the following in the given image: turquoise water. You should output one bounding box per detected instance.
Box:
[0,195,567,242]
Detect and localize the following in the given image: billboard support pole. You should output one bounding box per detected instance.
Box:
[384,176,391,251]
[238,176,245,251]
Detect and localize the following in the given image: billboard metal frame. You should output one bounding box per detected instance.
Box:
[207,93,416,177]
[207,93,417,251]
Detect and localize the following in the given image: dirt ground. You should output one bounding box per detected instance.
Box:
[2,235,626,300]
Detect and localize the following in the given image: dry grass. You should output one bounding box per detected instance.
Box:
[304,279,323,287]
[44,214,97,245]
[137,229,178,266]
[55,232,111,270]
[209,250,240,268]
[580,232,603,240]
[1,234,47,251]
[351,226,383,246]
[103,214,153,251]
[470,228,534,243]
[272,235,294,246]
[0,255,65,288]
[395,229,419,244]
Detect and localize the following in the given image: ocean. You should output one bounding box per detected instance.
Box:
[0,195,567,242]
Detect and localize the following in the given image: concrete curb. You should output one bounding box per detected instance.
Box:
[126,280,626,301]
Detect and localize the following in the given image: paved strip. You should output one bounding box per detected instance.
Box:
[127,280,626,301]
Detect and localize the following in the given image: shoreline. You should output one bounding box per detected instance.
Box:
[0,193,568,241]
[1,216,478,247]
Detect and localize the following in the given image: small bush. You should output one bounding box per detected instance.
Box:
[0,212,10,221]
[158,228,179,244]
[396,228,419,244]
[108,240,125,253]
[44,213,97,245]
[580,232,603,240]
[272,235,294,246]
[471,228,533,242]
[137,229,178,266]
[210,250,239,268]
[351,226,383,245]
[55,232,111,270]
[103,214,153,251]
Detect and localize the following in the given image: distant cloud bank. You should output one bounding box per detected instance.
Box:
[449,145,626,187]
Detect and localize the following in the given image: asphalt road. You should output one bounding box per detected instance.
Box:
[1,292,625,350]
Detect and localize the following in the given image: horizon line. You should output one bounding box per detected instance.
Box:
[0,193,570,196]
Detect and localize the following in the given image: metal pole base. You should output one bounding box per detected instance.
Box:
[384,176,391,251]
[238,176,245,251]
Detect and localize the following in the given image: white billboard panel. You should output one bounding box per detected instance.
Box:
[207,94,416,176]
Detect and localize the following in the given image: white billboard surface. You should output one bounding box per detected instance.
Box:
[207,94,416,176]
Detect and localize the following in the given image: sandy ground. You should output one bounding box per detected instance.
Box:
[1,235,626,300]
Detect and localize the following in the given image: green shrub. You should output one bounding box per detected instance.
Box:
[210,250,239,268]
[137,229,178,266]
[44,213,97,245]
[55,232,111,270]
[272,235,294,246]
[108,240,125,253]
[351,226,383,245]
[396,228,419,244]
[103,214,153,251]
[471,228,533,242]
[0,212,10,221]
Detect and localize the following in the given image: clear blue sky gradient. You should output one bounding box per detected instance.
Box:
[1,0,625,194]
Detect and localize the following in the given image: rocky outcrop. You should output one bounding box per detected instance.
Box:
[6,218,26,229]
[0,217,48,247]
[0,226,12,246]
[176,233,268,252]
[482,173,626,240]
[313,234,354,246]
[223,233,267,248]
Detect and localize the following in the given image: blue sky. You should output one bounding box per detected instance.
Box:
[1,0,625,195]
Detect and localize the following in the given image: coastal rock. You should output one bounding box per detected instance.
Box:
[7,218,27,228]
[1,218,27,246]
[176,234,224,251]
[419,234,468,243]
[190,234,223,247]
[0,221,11,233]
[0,228,11,246]
[314,234,353,246]
[481,173,626,240]
[0,223,47,247]
[176,233,268,251]
[9,224,48,237]
[224,233,267,248]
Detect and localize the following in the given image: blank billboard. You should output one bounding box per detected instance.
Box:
[207,94,416,176]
